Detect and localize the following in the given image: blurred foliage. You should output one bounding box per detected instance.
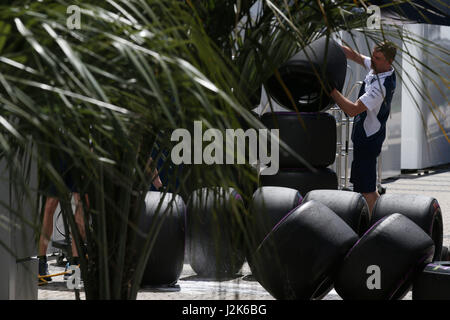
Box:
[0,0,447,299]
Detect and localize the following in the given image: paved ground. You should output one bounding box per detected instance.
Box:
[38,164,450,300]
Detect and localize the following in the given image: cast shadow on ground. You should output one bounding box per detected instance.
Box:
[139,284,181,292]
[179,273,244,282]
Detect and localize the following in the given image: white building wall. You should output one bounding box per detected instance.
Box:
[401,24,450,169]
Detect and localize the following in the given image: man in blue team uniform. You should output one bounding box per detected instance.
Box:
[330,41,397,214]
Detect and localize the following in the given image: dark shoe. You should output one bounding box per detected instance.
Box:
[38,256,52,283]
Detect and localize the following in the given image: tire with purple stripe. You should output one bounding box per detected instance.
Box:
[334,213,435,300]
[261,112,336,168]
[246,186,303,261]
[187,187,246,278]
[250,200,358,300]
[371,194,443,261]
[260,167,338,196]
[138,191,186,286]
[302,189,370,236]
[413,261,450,300]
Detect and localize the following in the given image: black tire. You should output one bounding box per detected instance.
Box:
[187,187,246,278]
[138,191,186,286]
[371,194,443,261]
[247,186,303,256]
[180,164,258,209]
[412,261,450,300]
[302,189,370,236]
[261,112,336,168]
[250,200,358,300]
[335,213,435,300]
[265,37,347,112]
[260,167,338,196]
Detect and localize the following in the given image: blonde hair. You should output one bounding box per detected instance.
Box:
[375,41,396,63]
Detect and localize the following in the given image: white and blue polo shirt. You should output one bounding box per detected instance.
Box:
[351,56,396,147]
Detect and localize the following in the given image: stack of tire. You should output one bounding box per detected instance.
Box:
[186,187,247,279]
[181,145,257,279]
[247,187,368,299]
[136,186,249,284]
[259,37,347,194]
[246,188,445,300]
[136,191,186,287]
[259,112,338,194]
[135,187,247,285]
[369,194,450,300]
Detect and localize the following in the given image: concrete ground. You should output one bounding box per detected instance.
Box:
[38,164,450,300]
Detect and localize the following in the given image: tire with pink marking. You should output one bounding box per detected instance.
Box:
[371,194,443,261]
[335,213,435,300]
[250,200,358,300]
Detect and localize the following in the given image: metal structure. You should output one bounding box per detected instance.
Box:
[0,153,38,300]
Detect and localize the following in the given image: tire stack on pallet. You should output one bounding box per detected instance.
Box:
[259,37,347,195]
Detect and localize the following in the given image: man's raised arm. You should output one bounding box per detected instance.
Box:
[341,45,368,67]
